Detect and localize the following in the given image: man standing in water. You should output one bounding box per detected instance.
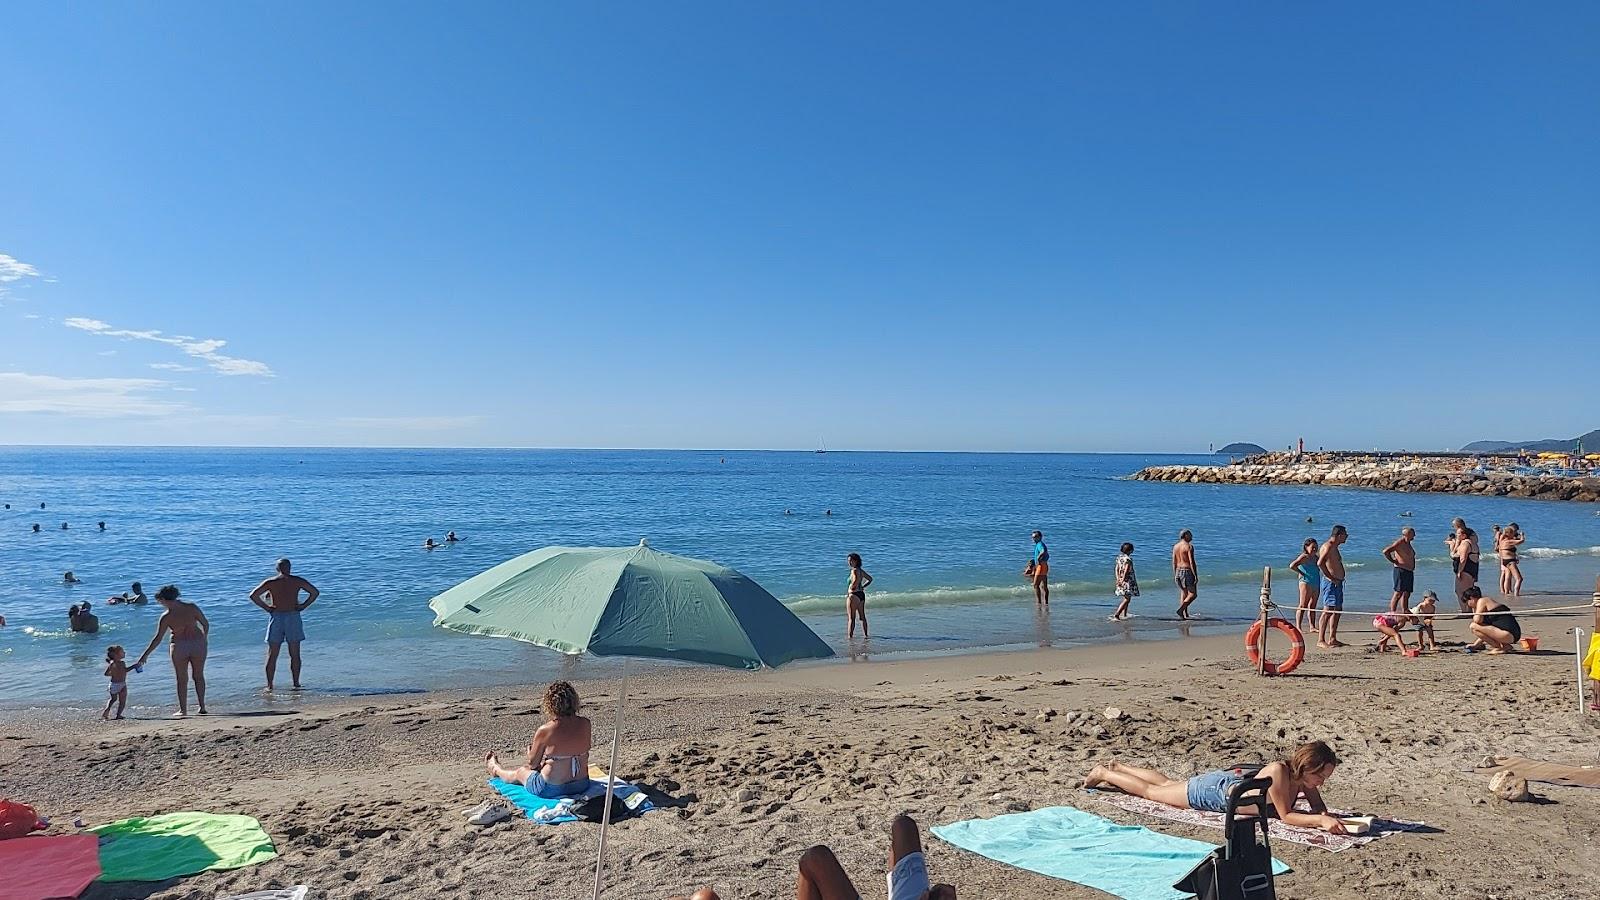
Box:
[1030,531,1050,606]
[1382,527,1417,613]
[1317,525,1348,648]
[1171,530,1198,619]
[249,558,320,691]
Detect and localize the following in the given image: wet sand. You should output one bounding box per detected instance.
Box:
[4,598,1598,899]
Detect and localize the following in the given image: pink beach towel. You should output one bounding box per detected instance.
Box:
[1089,790,1425,852]
[0,834,103,900]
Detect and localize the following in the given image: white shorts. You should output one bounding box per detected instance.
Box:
[887,851,930,900]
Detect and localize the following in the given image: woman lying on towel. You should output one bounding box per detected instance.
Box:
[1083,740,1347,834]
[485,680,594,799]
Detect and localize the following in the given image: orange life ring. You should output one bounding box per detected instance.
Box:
[1245,618,1305,676]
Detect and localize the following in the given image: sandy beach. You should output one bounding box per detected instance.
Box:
[6,598,1598,900]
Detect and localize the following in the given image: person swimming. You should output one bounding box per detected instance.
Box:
[445,531,460,543]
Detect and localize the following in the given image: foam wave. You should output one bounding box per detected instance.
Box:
[1521,545,1600,559]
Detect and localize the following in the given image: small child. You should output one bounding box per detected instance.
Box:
[1371,611,1416,654]
[1410,591,1439,652]
[103,645,132,720]
[1112,542,1139,621]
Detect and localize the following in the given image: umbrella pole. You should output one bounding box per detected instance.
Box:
[592,659,628,900]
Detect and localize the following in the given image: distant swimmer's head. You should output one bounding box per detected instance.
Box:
[847,552,862,568]
[31,524,40,532]
[1120,542,1134,555]
[80,599,91,610]
[542,680,580,719]
[276,558,291,575]
[155,584,182,606]
[106,645,125,663]
[1178,529,1192,542]
[63,571,77,582]
[60,522,68,529]
[98,521,106,530]
[130,582,142,593]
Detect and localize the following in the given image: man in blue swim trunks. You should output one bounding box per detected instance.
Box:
[1316,525,1348,648]
[249,558,320,691]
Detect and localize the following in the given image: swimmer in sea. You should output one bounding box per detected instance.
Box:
[98,521,106,531]
[445,531,460,543]
[32,523,40,533]
[424,537,438,550]
[63,570,81,584]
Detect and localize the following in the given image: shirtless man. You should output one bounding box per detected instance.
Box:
[135,584,209,717]
[1382,527,1416,613]
[1171,530,1198,619]
[1317,525,1348,648]
[249,558,320,691]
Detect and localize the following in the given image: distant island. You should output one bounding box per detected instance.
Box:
[1460,428,1599,454]
[1216,442,1267,455]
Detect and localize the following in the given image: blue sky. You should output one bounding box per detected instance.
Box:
[2,3,1595,451]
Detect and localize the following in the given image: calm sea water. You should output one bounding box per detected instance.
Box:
[3,448,1597,711]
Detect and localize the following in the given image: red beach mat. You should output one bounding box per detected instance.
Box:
[0,834,102,900]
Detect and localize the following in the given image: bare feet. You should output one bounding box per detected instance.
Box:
[485,751,500,775]
[1317,641,1331,649]
[197,707,208,715]
[113,714,124,720]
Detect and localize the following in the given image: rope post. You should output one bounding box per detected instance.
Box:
[1258,567,1272,677]
[1578,627,1588,717]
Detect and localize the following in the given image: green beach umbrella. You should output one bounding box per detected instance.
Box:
[427,539,833,669]
[427,539,833,899]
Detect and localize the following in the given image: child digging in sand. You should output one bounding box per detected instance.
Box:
[1411,590,1439,652]
[102,645,135,720]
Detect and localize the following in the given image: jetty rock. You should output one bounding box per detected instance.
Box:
[1131,452,1599,502]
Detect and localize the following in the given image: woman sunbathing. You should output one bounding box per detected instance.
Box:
[1083,740,1347,834]
[485,680,593,799]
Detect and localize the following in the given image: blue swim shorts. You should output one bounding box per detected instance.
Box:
[266,610,306,645]
[1319,579,1344,610]
[1186,770,1243,814]
[524,772,592,800]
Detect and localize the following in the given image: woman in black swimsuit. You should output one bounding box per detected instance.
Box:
[845,553,872,640]
[1466,586,1521,653]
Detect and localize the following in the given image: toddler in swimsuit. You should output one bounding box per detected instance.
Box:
[102,645,136,720]
[1410,591,1438,652]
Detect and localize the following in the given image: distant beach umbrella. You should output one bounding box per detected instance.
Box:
[428,539,832,898]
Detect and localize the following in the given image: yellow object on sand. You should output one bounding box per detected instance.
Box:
[1584,633,1600,680]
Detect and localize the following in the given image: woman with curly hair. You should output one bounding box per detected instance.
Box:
[485,680,594,798]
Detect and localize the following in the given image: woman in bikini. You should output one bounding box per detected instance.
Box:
[846,553,873,639]
[134,584,210,717]
[485,681,593,799]
[1083,740,1347,833]
[1494,523,1525,597]
[1288,537,1320,634]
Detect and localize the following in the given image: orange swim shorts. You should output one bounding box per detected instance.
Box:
[1033,561,1049,579]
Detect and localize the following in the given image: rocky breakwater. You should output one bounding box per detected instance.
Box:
[1133,457,1600,502]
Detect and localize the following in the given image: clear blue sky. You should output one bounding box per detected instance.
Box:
[2,3,1595,451]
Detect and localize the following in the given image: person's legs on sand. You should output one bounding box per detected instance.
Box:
[797,845,858,900]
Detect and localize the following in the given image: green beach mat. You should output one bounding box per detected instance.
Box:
[92,812,277,882]
[933,806,1290,900]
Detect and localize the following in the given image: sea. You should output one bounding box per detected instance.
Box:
[2,448,1597,712]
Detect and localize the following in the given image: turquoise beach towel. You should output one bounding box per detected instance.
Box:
[489,773,655,824]
[932,807,1289,900]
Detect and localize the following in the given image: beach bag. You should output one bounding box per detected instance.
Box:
[573,793,636,824]
[0,799,45,839]
[1173,777,1277,900]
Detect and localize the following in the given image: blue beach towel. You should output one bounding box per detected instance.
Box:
[489,771,655,824]
[932,806,1290,900]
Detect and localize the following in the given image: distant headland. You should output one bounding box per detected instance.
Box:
[1459,428,1599,454]
[1215,442,1267,455]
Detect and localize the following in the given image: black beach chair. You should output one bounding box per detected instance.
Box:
[1173,776,1277,900]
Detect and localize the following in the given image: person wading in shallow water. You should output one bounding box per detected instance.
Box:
[1317,525,1349,648]
[845,552,872,639]
[1171,530,1198,619]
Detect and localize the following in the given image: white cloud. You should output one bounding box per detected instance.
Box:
[98,350,118,356]
[149,362,197,372]
[64,316,274,378]
[0,371,188,417]
[22,313,40,320]
[0,253,40,283]
[338,415,485,431]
